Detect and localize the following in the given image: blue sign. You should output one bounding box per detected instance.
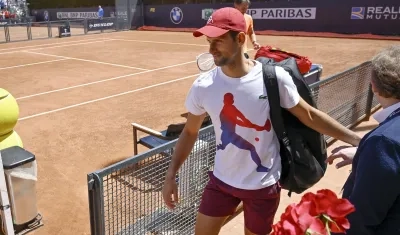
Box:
[351,7,365,19]
[170,7,183,24]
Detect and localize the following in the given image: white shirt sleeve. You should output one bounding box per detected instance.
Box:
[184,79,206,116]
[275,66,301,109]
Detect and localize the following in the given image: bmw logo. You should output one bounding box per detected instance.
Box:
[170,7,183,24]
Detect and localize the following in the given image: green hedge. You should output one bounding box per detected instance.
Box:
[27,0,115,9]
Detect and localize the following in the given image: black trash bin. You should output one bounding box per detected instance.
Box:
[58,25,71,38]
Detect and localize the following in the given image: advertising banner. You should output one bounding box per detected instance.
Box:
[87,18,116,31]
[144,0,400,36]
[56,12,99,19]
[248,8,316,20]
[30,7,114,21]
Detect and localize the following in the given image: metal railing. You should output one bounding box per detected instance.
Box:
[87,61,381,235]
[0,17,130,43]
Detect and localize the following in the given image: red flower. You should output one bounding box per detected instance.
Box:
[296,201,326,235]
[270,204,306,235]
[329,217,351,233]
[271,189,355,235]
[314,189,355,233]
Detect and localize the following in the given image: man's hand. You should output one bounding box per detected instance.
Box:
[253,41,260,50]
[161,112,205,209]
[162,176,179,210]
[326,146,358,169]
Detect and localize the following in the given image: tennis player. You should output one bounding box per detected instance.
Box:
[162,7,361,235]
[234,0,260,58]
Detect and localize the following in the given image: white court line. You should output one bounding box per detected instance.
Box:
[113,38,208,47]
[0,30,132,52]
[24,51,148,71]
[0,37,108,52]
[26,39,116,51]
[16,60,197,100]
[0,39,115,55]
[18,73,199,121]
[16,49,255,100]
[0,58,68,70]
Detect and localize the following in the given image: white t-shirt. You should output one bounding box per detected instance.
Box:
[185,60,300,190]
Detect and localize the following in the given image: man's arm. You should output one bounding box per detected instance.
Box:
[248,25,256,44]
[341,136,400,234]
[275,66,361,146]
[163,75,207,209]
[287,98,361,146]
[247,17,260,49]
[165,112,206,180]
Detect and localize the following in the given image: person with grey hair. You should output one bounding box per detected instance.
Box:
[327,45,400,235]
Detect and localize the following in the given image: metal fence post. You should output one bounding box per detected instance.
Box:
[4,25,10,42]
[27,22,32,40]
[87,173,105,235]
[47,21,52,38]
[364,83,375,120]
[114,16,119,32]
[84,19,88,34]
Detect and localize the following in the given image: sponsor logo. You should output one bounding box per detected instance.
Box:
[89,22,114,28]
[207,16,213,24]
[170,7,183,24]
[202,8,214,20]
[43,10,49,21]
[351,7,365,19]
[57,12,99,19]
[0,21,8,26]
[351,6,400,20]
[247,8,316,19]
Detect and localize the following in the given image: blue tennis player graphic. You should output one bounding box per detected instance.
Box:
[217,93,272,172]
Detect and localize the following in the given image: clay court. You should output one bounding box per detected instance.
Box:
[0,30,397,234]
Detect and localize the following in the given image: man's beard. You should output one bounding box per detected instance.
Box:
[214,49,240,67]
[214,56,230,67]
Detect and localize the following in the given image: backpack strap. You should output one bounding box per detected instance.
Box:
[261,64,288,143]
[261,63,294,197]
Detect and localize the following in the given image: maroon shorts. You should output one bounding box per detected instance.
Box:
[198,171,281,235]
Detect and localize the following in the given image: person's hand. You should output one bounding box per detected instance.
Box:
[253,41,261,50]
[326,146,358,169]
[162,176,179,210]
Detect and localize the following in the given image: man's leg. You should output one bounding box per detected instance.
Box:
[244,227,258,235]
[241,182,281,235]
[194,213,228,235]
[195,171,241,235]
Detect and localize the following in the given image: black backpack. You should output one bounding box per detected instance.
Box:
[256,56,328,196]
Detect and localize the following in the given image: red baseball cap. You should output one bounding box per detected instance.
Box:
[193,7,246,38]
